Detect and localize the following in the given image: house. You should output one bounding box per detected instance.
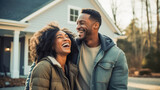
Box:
[0,0,121,78]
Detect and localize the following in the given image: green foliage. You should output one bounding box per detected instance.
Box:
[117,39,135,68]
[143,47,160,72]
[118,18,159,72]
[117,19,146,69]
[117,39,134,53]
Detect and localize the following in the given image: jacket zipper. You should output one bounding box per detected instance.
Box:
[59,68,71,90]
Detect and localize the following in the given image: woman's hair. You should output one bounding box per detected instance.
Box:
[29,22,78,63]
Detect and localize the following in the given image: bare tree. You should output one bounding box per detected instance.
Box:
[110,0,119,29]
[156,0,160,52]
[140,0,145,69]
[145,0,152,48]
[148,0,153,31]
[131,0,139,68]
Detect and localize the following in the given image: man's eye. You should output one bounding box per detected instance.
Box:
[80,22,84,25]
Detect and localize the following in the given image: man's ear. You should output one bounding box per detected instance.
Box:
[94,22,99,29]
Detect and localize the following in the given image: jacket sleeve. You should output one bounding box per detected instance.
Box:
[24,62,36,90]
[108,51,128,90]
[29,61,51,90]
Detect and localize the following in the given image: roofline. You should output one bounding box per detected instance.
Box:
[0,19,28,31]
[21,0,63,22]
[90,0,122,35]
[20,0,121,34]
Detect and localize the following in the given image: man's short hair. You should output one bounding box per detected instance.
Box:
[81,8,102,27]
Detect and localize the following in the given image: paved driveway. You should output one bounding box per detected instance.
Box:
[0,77,160,90]
[0,86,24,90]
[128,77,160,90]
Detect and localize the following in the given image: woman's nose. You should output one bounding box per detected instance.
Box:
[63,37,70,41]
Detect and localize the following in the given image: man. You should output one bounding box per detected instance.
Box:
[76,9,128,90]
[25,9,128,90]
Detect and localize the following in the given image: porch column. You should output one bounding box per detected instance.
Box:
[11,30,20,78]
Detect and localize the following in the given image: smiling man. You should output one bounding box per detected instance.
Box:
[76,9,128,90]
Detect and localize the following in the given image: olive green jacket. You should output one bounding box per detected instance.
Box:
[29,56,79,90]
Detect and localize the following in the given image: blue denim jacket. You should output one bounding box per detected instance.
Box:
[76,33,128,90]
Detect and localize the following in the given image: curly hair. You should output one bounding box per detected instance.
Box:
[29,22,78,63]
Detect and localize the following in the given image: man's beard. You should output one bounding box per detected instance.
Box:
[77,28,86,40]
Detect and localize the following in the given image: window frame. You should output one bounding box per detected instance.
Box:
[68,5,81,24]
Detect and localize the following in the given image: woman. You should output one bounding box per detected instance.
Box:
[29,22,79,90]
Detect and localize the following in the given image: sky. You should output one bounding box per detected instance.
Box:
[98,0,157,32]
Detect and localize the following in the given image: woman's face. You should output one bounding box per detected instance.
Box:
[54,31,71,55]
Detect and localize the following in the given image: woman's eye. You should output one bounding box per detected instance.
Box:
[66,36,69,38]
[57,37,63,39]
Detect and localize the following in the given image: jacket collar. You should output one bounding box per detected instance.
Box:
[47,56,78,73]
[47,56,61,68]
[76,33,115,52]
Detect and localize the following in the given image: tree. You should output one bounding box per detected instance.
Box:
[145,0,152,48]
[111,0,118,27]
[118,19,148,69]
[156,0,160,52]
[110,0,121,30]
[131,0,138,68]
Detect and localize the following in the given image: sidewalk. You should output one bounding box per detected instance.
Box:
[0,86,24,90]
[128,82,160,90]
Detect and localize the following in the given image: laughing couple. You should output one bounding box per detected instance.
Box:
[25,8,128,90]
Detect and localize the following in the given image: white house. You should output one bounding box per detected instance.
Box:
[0,0,121,78]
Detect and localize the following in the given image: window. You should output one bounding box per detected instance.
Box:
[68,5,81,24]
[70,9,79,22]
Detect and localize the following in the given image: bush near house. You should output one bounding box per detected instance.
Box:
[139,68,152,76]
[0,76,26,88]
[143,47,160,73]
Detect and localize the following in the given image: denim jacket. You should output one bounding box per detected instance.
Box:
[76,33,128,90]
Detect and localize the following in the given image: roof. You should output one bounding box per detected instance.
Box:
[21,0,122,35]
[0,19,28,31]
[0,0,53,21]
[0,0,121,35]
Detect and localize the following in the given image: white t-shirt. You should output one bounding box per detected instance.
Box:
[78,42,101,89]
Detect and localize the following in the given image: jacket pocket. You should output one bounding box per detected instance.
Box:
[98,62,114,70]
[95,62,114,83]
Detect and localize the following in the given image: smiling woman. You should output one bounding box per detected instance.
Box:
[28,22,79,90]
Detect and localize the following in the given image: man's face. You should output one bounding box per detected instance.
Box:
[76,13,94,40]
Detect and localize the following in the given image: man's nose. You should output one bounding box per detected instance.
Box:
[76,24,80,31]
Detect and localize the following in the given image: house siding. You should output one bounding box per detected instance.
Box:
[24,0,114,38]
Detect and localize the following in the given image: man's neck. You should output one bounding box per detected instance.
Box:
[84,33,100,47]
